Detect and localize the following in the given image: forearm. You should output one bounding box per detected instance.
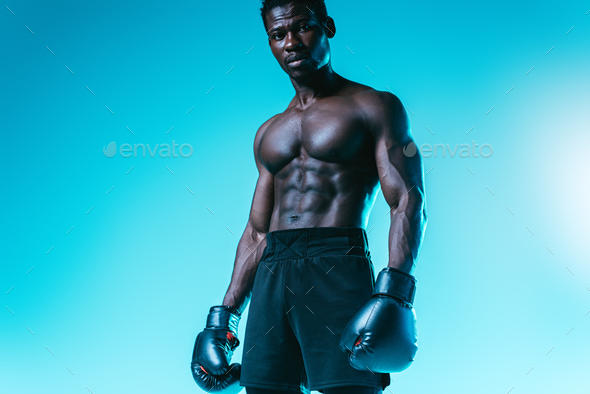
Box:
[222,223,267,314]
[387,187,427,275]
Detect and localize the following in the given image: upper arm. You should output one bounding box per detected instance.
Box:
[365,92,426,215]
[247,117,276,239]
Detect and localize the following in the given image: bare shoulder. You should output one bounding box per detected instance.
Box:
[254,114,279,148]
[351,85,404,118]
[349,85,409,142]
[253,114,280,165]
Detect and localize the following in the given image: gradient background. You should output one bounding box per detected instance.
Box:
[1,1,589,393]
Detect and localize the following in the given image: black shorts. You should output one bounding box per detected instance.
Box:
[240,227,390,393]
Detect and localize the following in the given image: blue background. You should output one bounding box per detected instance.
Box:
[1,0,589,393]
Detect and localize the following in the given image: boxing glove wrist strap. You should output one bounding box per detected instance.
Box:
[206,305,241,333]
[373,267,416,306]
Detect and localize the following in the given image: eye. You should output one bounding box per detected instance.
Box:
[272,32,285,40]
[299,24,310,31]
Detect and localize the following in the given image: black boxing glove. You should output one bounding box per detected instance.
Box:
[339,267,418,373]
[191,305,242,393]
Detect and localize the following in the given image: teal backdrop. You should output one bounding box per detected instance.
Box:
[1,1,589,393]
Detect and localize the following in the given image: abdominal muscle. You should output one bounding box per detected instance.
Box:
[268,156,380,231]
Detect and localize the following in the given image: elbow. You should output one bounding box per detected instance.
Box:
[415,187,428,227]
[252,229,267,244]
[246,220,268,244]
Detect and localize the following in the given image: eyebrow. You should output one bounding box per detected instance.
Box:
[268,16,312,34]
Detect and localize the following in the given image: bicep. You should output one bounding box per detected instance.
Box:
[248,164,274,236]
[376,139,424,209]
[372,96,425,210]
[247,119,276,237]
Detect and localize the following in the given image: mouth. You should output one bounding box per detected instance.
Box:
[286,54,309,67]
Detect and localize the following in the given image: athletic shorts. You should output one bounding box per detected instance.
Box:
[240,227,390,393]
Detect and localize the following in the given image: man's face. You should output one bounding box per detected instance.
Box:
[265,3,333,83]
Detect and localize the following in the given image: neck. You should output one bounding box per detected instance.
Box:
[290,64,341,108]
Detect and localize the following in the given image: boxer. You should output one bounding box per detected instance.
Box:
[191,1,427,393]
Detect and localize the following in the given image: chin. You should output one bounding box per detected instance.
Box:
[291,69,321,84]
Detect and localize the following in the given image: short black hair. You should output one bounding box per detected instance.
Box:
[261,0,328,32]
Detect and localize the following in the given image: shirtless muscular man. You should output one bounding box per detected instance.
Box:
[191,1,427,394]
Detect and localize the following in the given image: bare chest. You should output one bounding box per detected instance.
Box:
[259,101,372,175]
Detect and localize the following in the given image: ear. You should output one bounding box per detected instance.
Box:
[324,16,336,38]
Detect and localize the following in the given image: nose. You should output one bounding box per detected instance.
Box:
[284,31,302,51]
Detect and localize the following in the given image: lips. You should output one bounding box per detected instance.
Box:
[286,54,309,66]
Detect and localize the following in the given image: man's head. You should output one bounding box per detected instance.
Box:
[261,1,336,84]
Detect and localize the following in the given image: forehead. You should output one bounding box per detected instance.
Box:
[265,3,316,28]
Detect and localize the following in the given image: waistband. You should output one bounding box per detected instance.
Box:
[260,227,370,261]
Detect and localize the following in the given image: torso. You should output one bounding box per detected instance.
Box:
[259,80,382,231]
